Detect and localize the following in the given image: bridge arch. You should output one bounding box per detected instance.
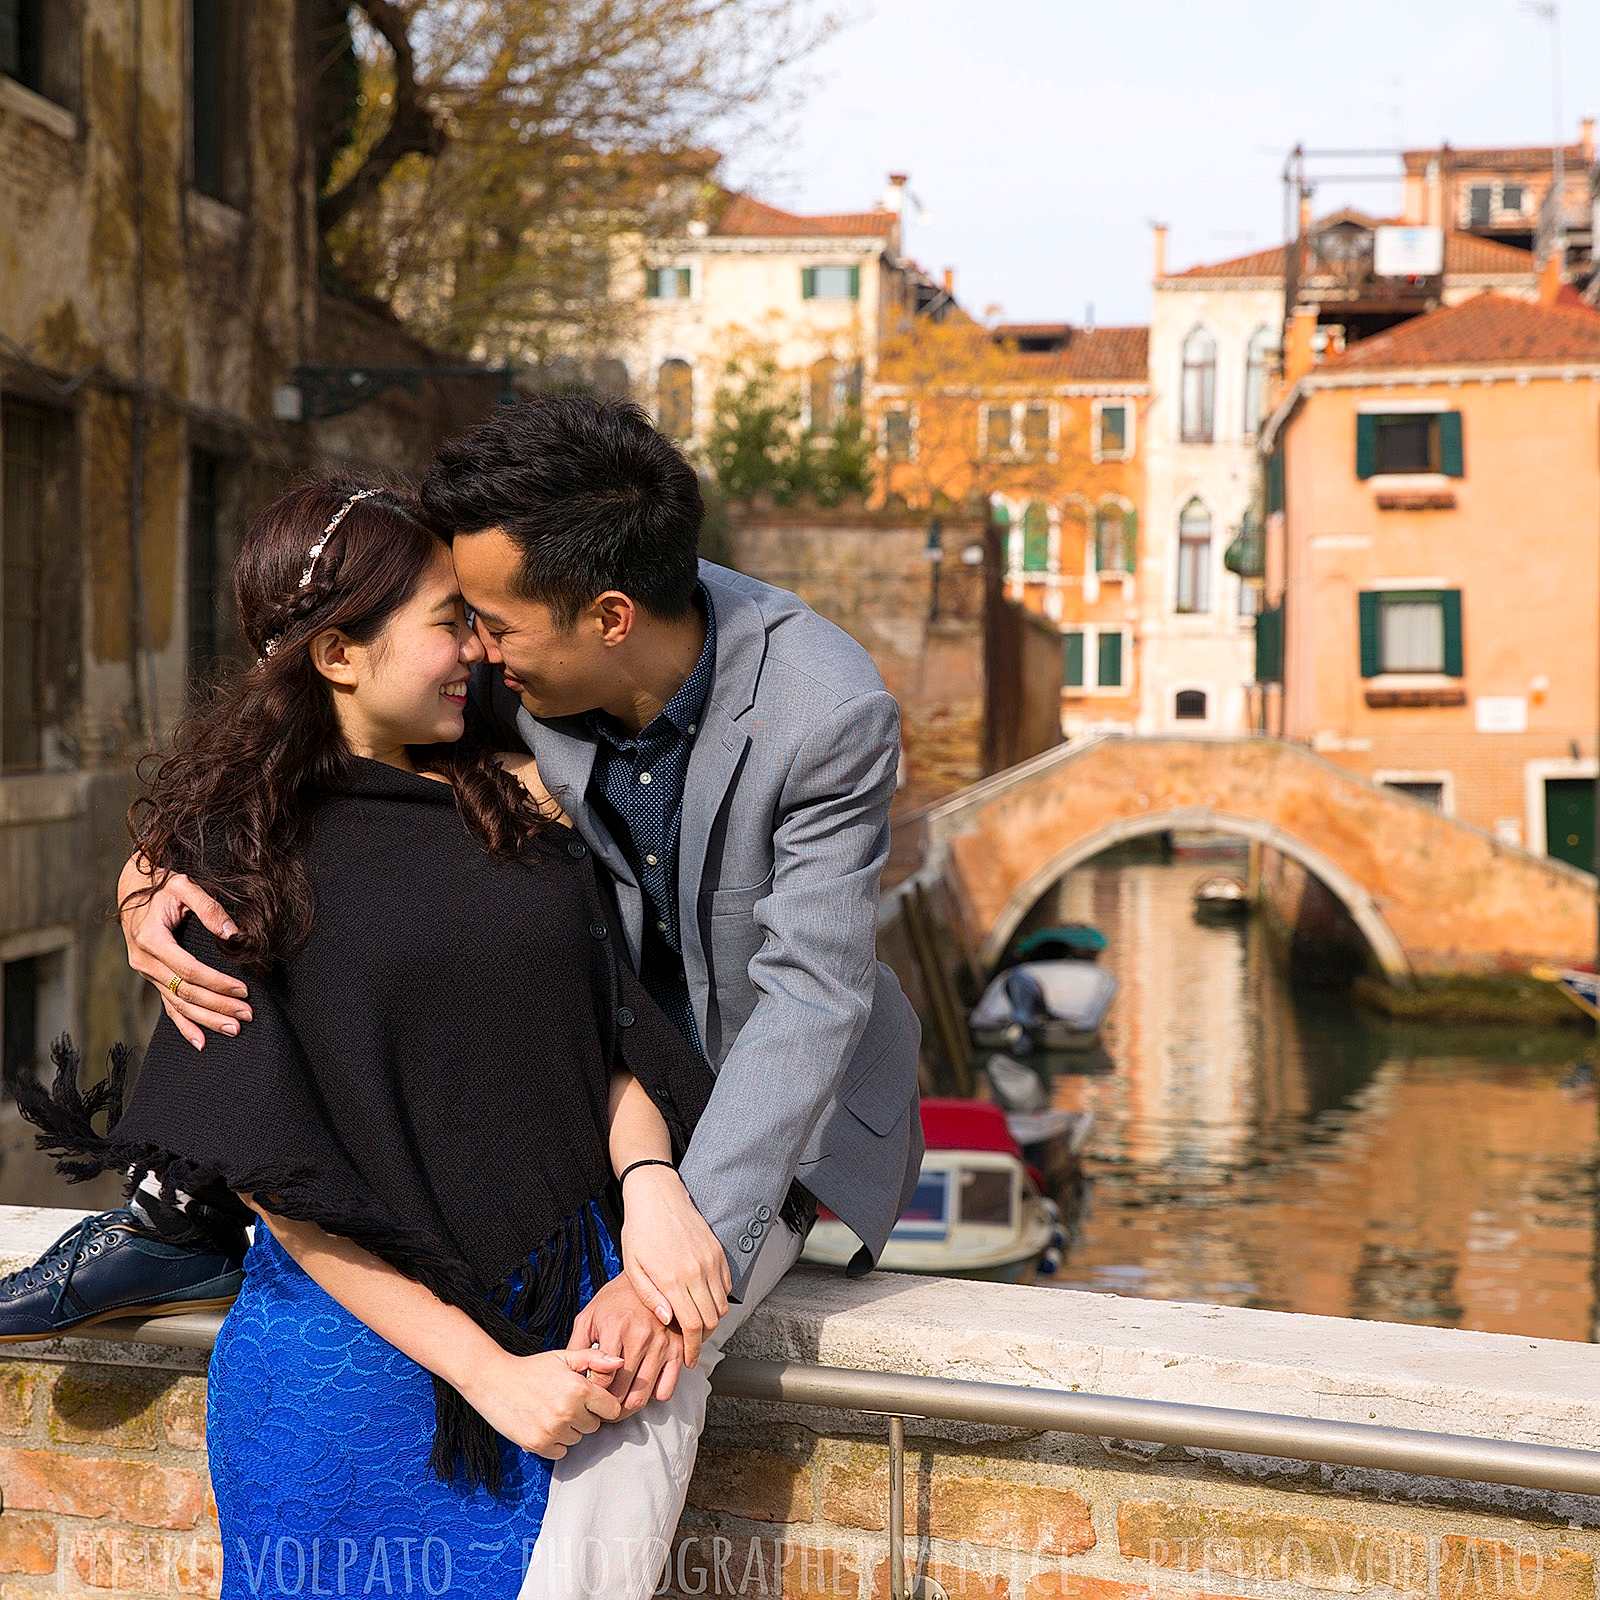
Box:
[916,736,1596,983]
[975,804,1411,981]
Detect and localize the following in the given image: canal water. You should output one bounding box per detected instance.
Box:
[1024,845,1600,1342]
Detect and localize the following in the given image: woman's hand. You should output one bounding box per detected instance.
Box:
[458,1346,626,1459]
[118,854,252,1049]
[619,1165,731,1369]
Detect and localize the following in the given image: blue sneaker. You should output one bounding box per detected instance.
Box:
[0,1206,243,1342]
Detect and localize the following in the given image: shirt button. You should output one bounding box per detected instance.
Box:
[638,772,652,784]
[616,1007,636,1028]
[688,722,697,735]
[589,922,607,940]
[645,854,658,866]
[566,839,587,858]
[656,920,668,933]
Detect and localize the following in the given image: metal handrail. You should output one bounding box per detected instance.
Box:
[36,1314,1600,1600]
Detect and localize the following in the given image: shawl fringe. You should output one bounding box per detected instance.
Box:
[8,1036,618,1499]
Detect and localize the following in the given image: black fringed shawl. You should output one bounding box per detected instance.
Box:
[20,758,715,1496]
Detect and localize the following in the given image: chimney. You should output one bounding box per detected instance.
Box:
[1282,305,1320,387]
[1538,244,1566,305]
[1582,116,1596,162]
[1152,222,1168,281]
[1296,185,1313,238]
[1424,156,1444,229]
[883,172,909,213]
[942,266,955,295]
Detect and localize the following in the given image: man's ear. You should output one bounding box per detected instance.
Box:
[309,629,360,687]
[594,591,637,647]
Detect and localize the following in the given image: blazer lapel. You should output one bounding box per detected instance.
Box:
[517,707,636,891]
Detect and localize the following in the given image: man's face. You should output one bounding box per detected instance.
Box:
[450,526,610,719]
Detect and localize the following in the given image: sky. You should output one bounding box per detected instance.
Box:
[724,0,1600,328]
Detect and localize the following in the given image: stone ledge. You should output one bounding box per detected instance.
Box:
[5,1205,1599,1455]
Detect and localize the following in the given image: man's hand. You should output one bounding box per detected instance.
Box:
[619,1166,730,1368]
[566,1275,685,1417]
[118,854,252,1050]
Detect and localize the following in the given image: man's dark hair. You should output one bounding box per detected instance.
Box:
[420,393,703,627]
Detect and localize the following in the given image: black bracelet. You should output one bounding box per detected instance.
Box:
[619,1157,677,1185]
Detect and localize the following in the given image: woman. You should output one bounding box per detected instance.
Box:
[17,479,725,1596]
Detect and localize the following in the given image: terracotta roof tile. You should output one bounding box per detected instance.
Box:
[992,325,1148,382]
[1167,229,1535,282]
[1322,291,1600,371]
[1402,143,1586,174]
[711,193,898,239]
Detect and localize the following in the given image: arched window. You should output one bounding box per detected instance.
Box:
[1180,327,1216,443]
[1021,502,1050,573]
[1175,689,1208,721]
[1175,498,1212,613]
[808,357,862,432]
[657,358,693,439]
[1243,326,1272,435]
[1094,503,1126,572]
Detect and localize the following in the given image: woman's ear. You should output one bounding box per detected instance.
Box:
[309,629,361,687]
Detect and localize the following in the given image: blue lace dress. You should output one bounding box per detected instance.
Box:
[207,1197,620,1600]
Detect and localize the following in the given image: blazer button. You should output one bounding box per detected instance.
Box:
[589,922,608,940]
[749,1219,765,1237]
[737,1234,754,1253]
[755,1204,773,1222]
[566,838,588,859]
[616,1007,636,1028]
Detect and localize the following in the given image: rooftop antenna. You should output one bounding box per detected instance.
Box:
[1520,0,1566,258]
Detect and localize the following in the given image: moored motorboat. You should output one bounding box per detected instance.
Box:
[968,961,1118,1054]
[1011,923,1107,963]
[801,1098,1063,1282]
[1192,873,1250,920]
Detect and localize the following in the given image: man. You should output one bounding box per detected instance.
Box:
[34,395,923,1598]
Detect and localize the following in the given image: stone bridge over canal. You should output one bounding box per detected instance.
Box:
[895,735,1595,984]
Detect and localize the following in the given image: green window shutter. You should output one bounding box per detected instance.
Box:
[1267,449,1285,513]
[1438,411,1464,477]
[1441,589,1463,676]
[1097,631,1124,688]
[1063,631,1085,688]
[645,267,661,298]
[676,267,692,296]
[1358,592,1381,676]
[1255,603,1283,684]
[1355,415,1377,480]
[1021,504,1050,572]
[1123,508,1138,572]
[801,267,816,299]
[848,264,861,299]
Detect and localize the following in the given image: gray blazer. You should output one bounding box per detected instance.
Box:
[503,560,924,1300]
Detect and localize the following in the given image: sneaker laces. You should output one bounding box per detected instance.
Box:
[0,1207,146,1316]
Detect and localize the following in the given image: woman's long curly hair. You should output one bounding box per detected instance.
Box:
[124,475,553,969]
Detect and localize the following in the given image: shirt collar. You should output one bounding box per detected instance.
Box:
[589,582,715,748]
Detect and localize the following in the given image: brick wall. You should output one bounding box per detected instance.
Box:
[4,1210,1598,1600]
[722,507,1061,823]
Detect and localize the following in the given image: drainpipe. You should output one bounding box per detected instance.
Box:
[126,0,154,743]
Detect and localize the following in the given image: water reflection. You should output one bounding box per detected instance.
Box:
[1028,847,1600,1342]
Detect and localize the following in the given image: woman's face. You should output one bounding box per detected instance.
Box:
[348,543,485,750]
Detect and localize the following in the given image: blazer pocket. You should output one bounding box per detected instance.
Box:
[840,1038,914,1137]
[703,867,775,918]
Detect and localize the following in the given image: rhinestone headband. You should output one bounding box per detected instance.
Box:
[258,489,381,664]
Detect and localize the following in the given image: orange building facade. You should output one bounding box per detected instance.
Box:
[1258,293,1600,867]
[875,321,1148,736]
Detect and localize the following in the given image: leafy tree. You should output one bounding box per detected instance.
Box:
[309,1,837,361]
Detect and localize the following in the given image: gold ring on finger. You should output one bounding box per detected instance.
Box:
[168,974,184,999]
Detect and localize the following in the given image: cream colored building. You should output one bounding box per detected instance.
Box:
[612,176,941,443]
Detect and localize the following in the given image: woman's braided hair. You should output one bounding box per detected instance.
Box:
[124,475,554,967]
